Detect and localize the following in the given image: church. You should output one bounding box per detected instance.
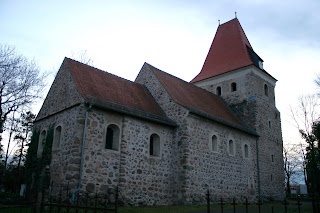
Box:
[34,18,284,205]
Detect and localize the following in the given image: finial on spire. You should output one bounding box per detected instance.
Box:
[218,19,220,25]
[235,11,237,18]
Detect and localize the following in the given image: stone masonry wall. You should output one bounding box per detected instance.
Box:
[182,114,259,204]
[197,67,285,200]
[37,59,84,120]
[136,64,261,203]
[135,64,191,201]
[119,116,179,205]
[34,57,87,194]
[135,64,189,126]
[33,104,85,193]
[80,107,179,205]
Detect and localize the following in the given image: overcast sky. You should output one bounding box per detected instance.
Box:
[1,0,320,148]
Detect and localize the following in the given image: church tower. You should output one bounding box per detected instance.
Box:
[191,18,285,200]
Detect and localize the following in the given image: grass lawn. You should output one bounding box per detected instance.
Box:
[119,205,207,213]
[0,201,314,213]
[118,202,313,213]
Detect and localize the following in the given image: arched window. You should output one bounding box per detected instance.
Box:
[244,144,249,158]
[37,130,47,158]
[268,121,271,129]
[264,84,269,96]
[211,135,218,152]
[150,134,160,157]
[105,124,120,151]
[53,125,62,150]
[216,87,222,96]
[231,82,237,92]
[228,140,235,156]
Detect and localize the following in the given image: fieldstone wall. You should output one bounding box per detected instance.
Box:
[80,107,179,205]
[135,64,189,126]
[182,114,258,204]
[135,64,191,202]
[196,66,285,200]
[33,104,85,193]
[34,61,284,206]
[119,116,178,205]
[80,108,123,195]
[34,57,88,194]
[37,59,84,120]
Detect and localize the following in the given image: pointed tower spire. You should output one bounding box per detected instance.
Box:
[191,18,256,83]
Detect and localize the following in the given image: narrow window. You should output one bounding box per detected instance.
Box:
[150,134,160,157]
[38,130,47,158]
[53,126,62,149]
[228,140,234,155]
[216,87,222,96]
[271,154,274,162]
[231,82,237,92]
[211,135,218,152]
[105,124,120,151]
[244,144,249,158]
[264,84,269,96]
[268,121,271,129]
[271,174,273,181]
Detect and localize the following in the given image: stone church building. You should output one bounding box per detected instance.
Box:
[34,18,284,205]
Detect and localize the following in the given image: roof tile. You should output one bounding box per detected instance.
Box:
[66,58,169,120]
[191,18,254,83]
[147,64,251,130]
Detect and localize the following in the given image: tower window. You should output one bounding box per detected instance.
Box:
[228,140,235,156]
[271,154,274,162]
[244,144,249,158]
[150,134,160,157]
[105,124,120,151]
[211,135,218,152]
[216,86,222,96]
[264,84,268,96]
[259,61,264,69]
[231,82,237,92]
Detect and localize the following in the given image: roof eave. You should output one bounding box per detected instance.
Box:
[192,64,277,84]
[188,108,259,137]
[85,97,177,127]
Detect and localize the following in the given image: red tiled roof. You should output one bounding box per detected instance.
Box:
[147,64,255,133]
[65,58,173,124]
[191,18,254,83]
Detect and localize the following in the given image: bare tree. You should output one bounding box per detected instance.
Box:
[71,49,94,66]
[290,95,319,133]
[0,44,45,136]
[284,143,307,194]
[14,111,35,170]
[315,74,320,92]
[289,94,319,186]
[4,111,19,169]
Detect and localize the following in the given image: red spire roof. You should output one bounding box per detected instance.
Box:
[191,18,254,83]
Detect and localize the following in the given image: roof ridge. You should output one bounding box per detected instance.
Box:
[219,17,237,26]
[145,62,220,96]
[66,57,144,86]
[144,62,188,83]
